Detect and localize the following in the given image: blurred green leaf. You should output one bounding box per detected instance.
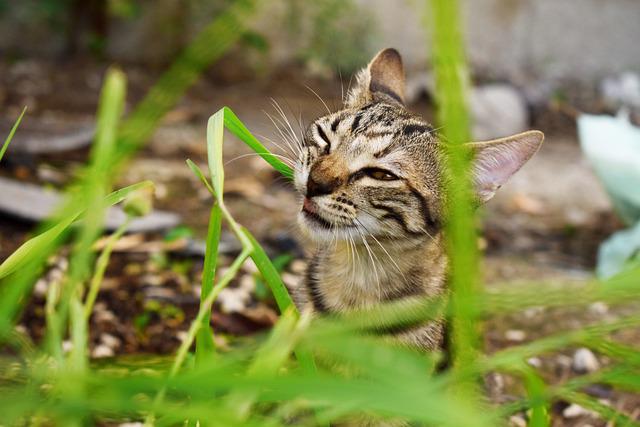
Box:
[0,181,152,280]
[0,106,26,163]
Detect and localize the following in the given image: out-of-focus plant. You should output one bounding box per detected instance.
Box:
[285,0,377,75]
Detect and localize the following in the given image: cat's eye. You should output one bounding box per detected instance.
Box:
[362,168,399,181]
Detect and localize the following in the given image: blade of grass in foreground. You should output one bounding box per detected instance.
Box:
[195,202,222,363]
[0,106,26,162]
[0,181,153,339]
[192,107,320,394]
[62,68,127,369]
[223,107,294,179]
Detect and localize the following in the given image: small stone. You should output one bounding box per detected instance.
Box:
[94,308,117,324]
[511,193,545,215]
[33,279,48,297]
[176,331,188,343]
[241,259,258,274]
[588,302,609,315]
[218,288,248,313]
[556,354,573,369]
[118,423,144,427]
[563,403,594,418]
[505,329,526,342]
[239,274,256,292]
[62,340,73,354]
[92,344,115,359]
[100,333,121,349]
[508,415,527,427]
[573,348,600,373]
[527,357,542,368]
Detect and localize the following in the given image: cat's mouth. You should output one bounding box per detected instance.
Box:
[301,198,334,229]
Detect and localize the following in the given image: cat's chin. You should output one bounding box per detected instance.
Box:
[297,211,356,243]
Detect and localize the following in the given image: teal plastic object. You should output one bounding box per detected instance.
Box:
[578,112,640,278]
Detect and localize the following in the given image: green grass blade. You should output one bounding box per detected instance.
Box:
[244,228,295,313]
[0,106,26,163]
[226,307,306,419]
[186,159,215,195]
[429,0,478,369]
[223,107,294,179]
[207,109,226,200]
[196,202,222,363]
[84,218,131,320]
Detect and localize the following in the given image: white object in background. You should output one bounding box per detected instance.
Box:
[578,111,640,278]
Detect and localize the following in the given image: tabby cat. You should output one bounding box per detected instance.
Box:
[292,48,543,351]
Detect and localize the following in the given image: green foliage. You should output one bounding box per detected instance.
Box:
[287,0,377,74]
[1,0,640,426]
[0,107,26,163]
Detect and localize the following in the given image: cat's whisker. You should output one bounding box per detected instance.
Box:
[271,99,304,154]
[256,117,299,158]
[268,102,301,153]
[264,111,302,158]
[354,218,407,282]
[257,132,300,163]
[357,229,382,298]
[224,152,297,168]
[303,84,332,115]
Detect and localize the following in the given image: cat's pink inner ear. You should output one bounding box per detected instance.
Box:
[469,130,544,203]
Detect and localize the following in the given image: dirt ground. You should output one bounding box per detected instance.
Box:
[1,58,638,425]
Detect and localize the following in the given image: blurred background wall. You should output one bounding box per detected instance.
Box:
[1,0,639,86]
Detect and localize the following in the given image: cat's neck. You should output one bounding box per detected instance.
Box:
[309,234,447,312]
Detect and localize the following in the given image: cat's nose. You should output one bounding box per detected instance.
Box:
[306,156,347,197]
[306,174,336,197]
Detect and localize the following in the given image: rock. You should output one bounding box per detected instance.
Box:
[92,344,115,359]
[588,302,609,315]
[510,193,545,215]
[218,288,249,314]
[527,357,542,368]
[0,177,180,232]
[178,234,242,257]
[563,403,594,418]
[470,84,529,141]
[601,72,640,110]
[405,71,435,104]
[0,117,95,155]
[573,348,600,373]
[508,415,527,427]
[239,274,256,292]
[505,329,526,342]
[100,333,121,350]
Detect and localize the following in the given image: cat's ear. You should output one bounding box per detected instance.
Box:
[466,130,544,203]
[346,48,406,108]
[368,48,406,105]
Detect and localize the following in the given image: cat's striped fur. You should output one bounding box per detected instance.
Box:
[292,48,543,351]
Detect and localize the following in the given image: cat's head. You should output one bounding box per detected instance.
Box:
[294,48,543,243]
